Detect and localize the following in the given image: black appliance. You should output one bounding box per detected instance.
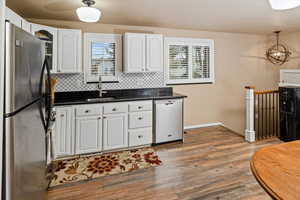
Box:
[279,86,300,142]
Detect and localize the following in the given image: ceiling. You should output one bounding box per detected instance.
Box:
[6,0,300,34]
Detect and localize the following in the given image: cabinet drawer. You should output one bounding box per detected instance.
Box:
[129,101,152,112]
[75,105,102,117]
[103,103,128,114]
[129,128,152,146]
[129,111,152,129]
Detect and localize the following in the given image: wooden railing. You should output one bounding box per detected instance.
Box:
[245,86,280,142]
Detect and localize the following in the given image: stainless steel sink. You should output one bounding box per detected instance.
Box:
[86,97,115,102]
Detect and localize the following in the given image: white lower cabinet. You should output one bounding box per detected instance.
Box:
[129,128,152,147]
[129,111,152,129]
[54,101,153,159]
[128,101,153,147]
[54,106,74,158]
[103,114,128,151]
[75,116,102,154]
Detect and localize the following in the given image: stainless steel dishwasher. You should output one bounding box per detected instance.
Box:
[154,99,184,144]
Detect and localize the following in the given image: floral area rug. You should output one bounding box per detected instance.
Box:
[49,148,162,188]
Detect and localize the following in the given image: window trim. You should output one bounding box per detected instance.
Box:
[164,37,215,85]
[84,33,122,83]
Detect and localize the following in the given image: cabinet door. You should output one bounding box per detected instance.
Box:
[21,19,31,33]
[146,34,163,72]
[54,107,74,157]
[103,114,128,150]
[5,7,22,28]
[58,29,82,73]
[76,116,102,154]
[31,23,58,73]
[124,33,146,73]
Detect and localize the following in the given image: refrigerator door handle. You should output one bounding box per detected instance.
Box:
[45,58,52,131]
[38,58,47,131]
[38,58,52,132]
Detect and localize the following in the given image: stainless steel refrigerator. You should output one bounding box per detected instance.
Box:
[3,23,52,200]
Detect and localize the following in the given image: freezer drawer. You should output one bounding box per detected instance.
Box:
[154,99,183,144]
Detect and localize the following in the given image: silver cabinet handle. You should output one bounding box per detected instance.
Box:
[138,106,143,109]
[98,117,101,120]
[138,117,143,120]
[112,108,117,111]
[85,110,91,113]
[138,135,143,139]
[168,134,172,137]
[60,114,64,117]
[103,116,107,119]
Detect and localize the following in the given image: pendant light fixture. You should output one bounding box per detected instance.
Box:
[76,0,101,23]
[266,31,291,65]
[268,0,300,10]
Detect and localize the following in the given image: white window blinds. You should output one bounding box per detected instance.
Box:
[84,33,122,83]
[192,46,210,79]
[91,42,116,77]
[165,37,214,84]
[169,45,189,80]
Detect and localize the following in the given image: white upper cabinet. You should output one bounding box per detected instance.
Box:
[31,23,58,73]
[31,24,82,74]
[146,34,163,72]
[124,33,146,73]
[124,33,163,73]
[5,6,31,33]
[5,7,22,28]
[21,19,31,33]
[58,29,82,73]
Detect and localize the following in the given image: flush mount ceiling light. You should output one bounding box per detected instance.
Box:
[266,31,291,65]
[76,0,101,23]
[268,0,300,10]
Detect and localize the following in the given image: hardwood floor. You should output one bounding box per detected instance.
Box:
[47,126,281,200]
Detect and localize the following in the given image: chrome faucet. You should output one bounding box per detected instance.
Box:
[98,75,107,97]
[98,75,103,97]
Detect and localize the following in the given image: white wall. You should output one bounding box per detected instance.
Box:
[0,0,5,197]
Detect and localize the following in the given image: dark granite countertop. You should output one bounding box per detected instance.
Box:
[54,87,187,106]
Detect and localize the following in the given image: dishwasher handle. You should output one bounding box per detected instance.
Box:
[165,102,174,106]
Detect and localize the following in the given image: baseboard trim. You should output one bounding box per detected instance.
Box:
[184,122,224,130]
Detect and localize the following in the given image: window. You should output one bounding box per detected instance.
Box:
[165,37,214,84]
[84,33,122,82]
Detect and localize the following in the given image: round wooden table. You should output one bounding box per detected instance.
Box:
[251,141,300,200]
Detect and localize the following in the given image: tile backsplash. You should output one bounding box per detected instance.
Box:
[52,72,165,92]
